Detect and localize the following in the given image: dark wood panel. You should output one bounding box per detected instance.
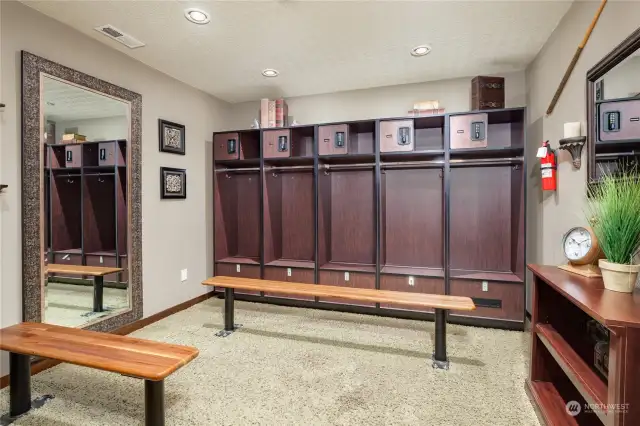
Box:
[450,279,523,321]
[83,175,116,253]
[215,263,261,295]
[379,275,444,312]
[214,171,236,260]
[281,172,314,261]
[511,166,525,280]
[235,173,260,258]
[329,170,375,265]
[291,126,314,157]
[450,166,512,272]
[264,267,315,300]
[318,270,376,306]
[317,172,331,266]
[382,168,442,268]
[51,175,82,251]
[85,254,119,282]
[263,172,283,263]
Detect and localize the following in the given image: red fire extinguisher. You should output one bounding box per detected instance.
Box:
[540,141,556,191]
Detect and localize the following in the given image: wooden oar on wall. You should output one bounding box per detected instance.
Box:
[546,0,608,115]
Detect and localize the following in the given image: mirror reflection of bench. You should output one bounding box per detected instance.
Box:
[46,264,123,313]
[202,276,476,369]
[0,322,199,426]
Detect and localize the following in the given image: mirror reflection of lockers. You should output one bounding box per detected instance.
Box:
[587,27,640,183]
[22,51,142,333]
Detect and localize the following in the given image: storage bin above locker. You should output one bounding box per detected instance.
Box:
[213,130,260,162]
[263,126,315,161]
[380,120,414,152]
[318,121,375,157]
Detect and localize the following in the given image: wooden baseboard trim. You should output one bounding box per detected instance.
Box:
[0,291,214,390]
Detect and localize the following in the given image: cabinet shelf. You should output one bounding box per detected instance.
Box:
[217,256,260,265]
[380,266,444,278]
[450,269,522,283]
[265,259,315,269]
[526,380,579,426]
[536,323,608,415]
[319,262,376,273]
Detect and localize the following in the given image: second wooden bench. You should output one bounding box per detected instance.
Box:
[202,276,475,369]
[46,264,124,312]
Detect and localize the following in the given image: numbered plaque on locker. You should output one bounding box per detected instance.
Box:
[380,120,414,152]
[65,145,82,168]
[214,132,241,160]
[450,113,488,149]
[318,124,349,155]
[598,99,640,143]
[263,129,291,158]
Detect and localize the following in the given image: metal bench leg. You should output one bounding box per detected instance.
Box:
[215,288,241,337]
[9,353,31,417]
[145,380,164,426]
[93,275,104,312]
[432,309,450,370]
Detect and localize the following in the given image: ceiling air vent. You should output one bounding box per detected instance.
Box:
[94,25,145,49]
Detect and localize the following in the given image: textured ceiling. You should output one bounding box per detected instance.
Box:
[43,77,128,121]
[25,0,573,103]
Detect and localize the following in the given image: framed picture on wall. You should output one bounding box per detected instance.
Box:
[160,167,186,199]
[158,119,185,155]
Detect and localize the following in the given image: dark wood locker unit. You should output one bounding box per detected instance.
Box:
[263,169,315,269]
[46,141,129,284]
[216,262,261,296]
[449,279,524,320]
[318,121,375,156]
[379,120,414,152]
[213,130,260,162]
[318,166,376,274]
[263,267,315,300]
[318,270,376,306]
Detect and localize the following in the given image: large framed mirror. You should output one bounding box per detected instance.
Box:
[22,51,142,331]
[587,27,640,183]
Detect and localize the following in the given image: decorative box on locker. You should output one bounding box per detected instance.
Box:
[471,76,505,110]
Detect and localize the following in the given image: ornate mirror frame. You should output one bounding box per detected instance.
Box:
[586,28,640,184]
[21,51,143,331]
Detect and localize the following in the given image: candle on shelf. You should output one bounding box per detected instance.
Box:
[564,122,581,139]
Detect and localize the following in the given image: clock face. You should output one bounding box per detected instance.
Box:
[563,227,593,261]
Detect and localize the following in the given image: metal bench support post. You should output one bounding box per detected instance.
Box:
[432,309,449,370]
[9,353,31,417]
[145,380,164,426]
[216,287,241,337]
[93,275,104,312]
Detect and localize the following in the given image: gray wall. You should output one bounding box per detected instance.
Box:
[525,0,640,311]
[0,0,230,375]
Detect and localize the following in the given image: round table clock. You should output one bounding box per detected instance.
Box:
[558,226,603,277]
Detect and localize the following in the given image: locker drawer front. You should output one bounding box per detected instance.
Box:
[318,124,349,155]
[50,253,83,279]
[215,263,261,295]
[380,120,414,152]
[214,132,241,160]
[65,145,82,168]
[86,255,120,282]
[264,266,315,300]
[598,99,640,142]
[449,279,524,321]
[318,270,375,306]
[98,142,123,166]
[379,275,444,312]
[450,113,488,149]
[263,130,291,158]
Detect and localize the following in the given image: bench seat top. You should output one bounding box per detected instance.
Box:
[46,264,123,276]
[0,323,199,381]
[203,276,476,311]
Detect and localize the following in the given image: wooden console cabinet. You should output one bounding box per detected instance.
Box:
[527,265,640,426]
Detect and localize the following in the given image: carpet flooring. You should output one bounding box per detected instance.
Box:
[0,297,540,425]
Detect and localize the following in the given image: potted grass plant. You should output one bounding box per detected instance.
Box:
[586,171,640,293]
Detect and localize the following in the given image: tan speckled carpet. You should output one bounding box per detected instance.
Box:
[0,297,539,425]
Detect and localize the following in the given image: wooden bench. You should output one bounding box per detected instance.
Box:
[202,276,475,369]
[0,322,199,426]
[46,264,124,313]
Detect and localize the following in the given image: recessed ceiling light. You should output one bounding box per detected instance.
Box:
[411,45,432,57]
[184,8,210,25]
[262,69,279,78]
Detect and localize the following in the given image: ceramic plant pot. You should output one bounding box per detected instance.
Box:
[599,259,640,293]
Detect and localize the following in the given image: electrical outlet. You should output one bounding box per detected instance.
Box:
[181,269,188,282]
[344,271,350,281]
[287,268,292,277]
[408,276,415,286]
[482,281,489,292]
[99,256,104,264]
[236,264,241,273]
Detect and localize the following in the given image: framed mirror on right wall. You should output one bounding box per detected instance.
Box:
[587,27,640,183]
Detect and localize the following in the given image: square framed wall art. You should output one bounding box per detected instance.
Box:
[159,119,186,155]
[160,167,187,199]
